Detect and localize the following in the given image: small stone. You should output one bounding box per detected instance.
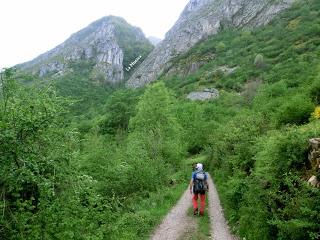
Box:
[310,150,320,160]
[309,138,320,149]
[308,175,319,187]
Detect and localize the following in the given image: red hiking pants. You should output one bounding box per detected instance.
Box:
[192,193,206,213]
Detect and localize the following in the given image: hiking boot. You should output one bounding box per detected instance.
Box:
[193,208,198,215]
[199,211,204,216]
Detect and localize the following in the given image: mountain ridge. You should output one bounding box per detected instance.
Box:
[18,16,153,84]
[126,0,295,88]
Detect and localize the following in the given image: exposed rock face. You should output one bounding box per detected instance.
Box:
[187,88,219,101]
[307,138,320,188]
[165,52,215,77]
[127,0,294,88]
[166,61,206,77]
[203,66,239,79]
[309,138,320,170]
[18,16,152,84]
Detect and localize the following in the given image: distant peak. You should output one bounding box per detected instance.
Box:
[186,0,212,11]
[17,15,153,85]
[182,0,213,15]
[95,15,127,24]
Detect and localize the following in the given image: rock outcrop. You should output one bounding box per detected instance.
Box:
[308,175,319,187]
[309,138,320,171]
[307,138,320,187]
[187,88,219,101]
[126,0,294,88]
[18,16,153,84]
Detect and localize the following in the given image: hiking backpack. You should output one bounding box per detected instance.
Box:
[193,171,207,193]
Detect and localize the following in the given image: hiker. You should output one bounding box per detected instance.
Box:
[189,163,209,216]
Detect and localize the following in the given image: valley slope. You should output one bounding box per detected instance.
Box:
[126,0,294,88]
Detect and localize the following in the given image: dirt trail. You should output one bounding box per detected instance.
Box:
[151,189,197,240]
[151,174,238,240]
[207,174,238,240]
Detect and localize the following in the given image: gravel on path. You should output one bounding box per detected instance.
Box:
[151,188,196,240]
[151,174,239,240]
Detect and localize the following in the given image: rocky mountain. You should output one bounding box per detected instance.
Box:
[126,0,295,88]
[18,16,153,84]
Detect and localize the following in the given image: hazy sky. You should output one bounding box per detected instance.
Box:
[0,0,189,68]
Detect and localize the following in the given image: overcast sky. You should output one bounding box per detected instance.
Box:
[0,0,189,68]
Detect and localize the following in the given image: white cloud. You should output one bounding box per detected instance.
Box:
[0,0,189,68]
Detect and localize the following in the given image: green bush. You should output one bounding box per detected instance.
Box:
[239,123,320,240]
[99,88,142,134]
[309,75,320,104]
[216,42,227,53]
[0,69,79,239]
[129,82,184,164]
[272,94,314,126]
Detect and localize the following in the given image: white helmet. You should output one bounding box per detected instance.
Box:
[196,163,203,171]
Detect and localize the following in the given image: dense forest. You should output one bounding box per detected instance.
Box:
[1,0,320,239]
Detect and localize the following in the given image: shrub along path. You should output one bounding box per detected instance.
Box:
[150,174,238,240]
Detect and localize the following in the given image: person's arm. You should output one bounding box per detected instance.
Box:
[205,173,209,191]
[190,172,195,194]
[189,179,193,194]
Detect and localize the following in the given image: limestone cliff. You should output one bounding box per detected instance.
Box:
[126,0,295,88]
[18,16,153,84]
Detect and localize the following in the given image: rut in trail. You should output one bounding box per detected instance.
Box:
[151,189,197,240]
[207,174,238,240]
[150,174,238,240]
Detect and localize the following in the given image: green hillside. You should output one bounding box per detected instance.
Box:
[1,0,320,239]
[161,0,320,239]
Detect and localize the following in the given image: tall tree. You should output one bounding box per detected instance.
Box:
[128,82,183,164]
